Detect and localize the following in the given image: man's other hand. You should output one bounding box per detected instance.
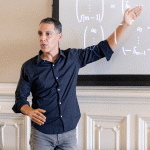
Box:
[123,6,142,26]
[20,104,46,126]
[28,108,46,126]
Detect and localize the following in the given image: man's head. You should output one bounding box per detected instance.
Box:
[38,18,63,54]
[40,17,62,34]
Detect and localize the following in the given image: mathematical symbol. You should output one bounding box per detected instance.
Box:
[125,1,130,9]
[138,37,140,44]
[137,27,142,32]
[142,51,146,55]
[96,14,101,22]
[122,46,132,55]
[90,17,95,19]
[133,46,146,55]
[91,28,97,33]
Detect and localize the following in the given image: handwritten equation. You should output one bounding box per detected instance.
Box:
[76,0,104,23]
[122,46,147,55]
[76,0,150,56]
[83,26,104,48]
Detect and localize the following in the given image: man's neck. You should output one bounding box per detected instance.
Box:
[41,49,59,63]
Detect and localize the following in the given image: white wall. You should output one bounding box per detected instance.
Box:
[0,0,52,82]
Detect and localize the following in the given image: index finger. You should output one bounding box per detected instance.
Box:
[130,6,142,13]
[36,111,46,120]
[38,108,46,113]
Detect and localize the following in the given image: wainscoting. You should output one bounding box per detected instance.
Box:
[0,83,150,150]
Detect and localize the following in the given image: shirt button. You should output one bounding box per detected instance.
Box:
[56,77,58,80]
[53,64,54,67]
[58,89,60,91]
[61,115,62,118]
[59,102,61,105]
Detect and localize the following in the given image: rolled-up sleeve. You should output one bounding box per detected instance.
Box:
[12,64,31,113]
[77,40,114,68]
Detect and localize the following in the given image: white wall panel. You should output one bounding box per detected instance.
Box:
[1,84,150,150]
[86,114,130,150]
[138,116,150,150]
[0,114,30,150]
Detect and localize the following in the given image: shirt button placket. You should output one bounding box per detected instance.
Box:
[54,65,62,119]
[57,86,62,118]
[58,91,62,118]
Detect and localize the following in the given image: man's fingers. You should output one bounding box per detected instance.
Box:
[32,117,44,126]
[36,111,46,121]
[130,6,142,15]
[38,108,46,113]
[37,108,46,119]
[124,8,130,15]
[127,6,142,24]
[32,112,46,125]
[28,108,47,125]
[135,8,142,17]
[30,109,46,125]
[130,6,140,12]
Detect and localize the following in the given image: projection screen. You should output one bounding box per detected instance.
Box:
[52,0,150,86]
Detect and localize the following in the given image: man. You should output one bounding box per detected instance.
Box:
[12,6,142,150]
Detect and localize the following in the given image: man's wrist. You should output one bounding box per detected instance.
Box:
[121,20,129,28]
[20,104,34,116]
[26,108,34,117]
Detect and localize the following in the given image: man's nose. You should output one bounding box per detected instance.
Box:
[40,34,46,41]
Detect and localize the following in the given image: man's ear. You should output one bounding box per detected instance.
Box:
[58,33,63,41]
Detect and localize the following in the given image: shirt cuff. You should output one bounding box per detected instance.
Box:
[97,40,114,61]
[12,100,30,114]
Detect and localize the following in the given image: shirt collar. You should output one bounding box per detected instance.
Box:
[37,49,66,64]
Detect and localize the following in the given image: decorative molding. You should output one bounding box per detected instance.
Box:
[77,86,150,90]
[97,125,103,150]
[1,83,150,104]
[0,124,5,150]
[0,83,17,95]
[77,89,150,104]
[0,114,22,150]
[138,116,150,150]
[77,88,150,104]
[113,125,120,150]
[0,113,25,119]
[0,113,30,150]
[0,95,32,103]
[86,114,130,150]
[24,116,31,150]
[14,123,20,150]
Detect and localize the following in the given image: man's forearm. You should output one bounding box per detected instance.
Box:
[107,21,129,50]
[20,104,34,116]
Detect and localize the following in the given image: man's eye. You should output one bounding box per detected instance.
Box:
[38,32,42,36]
[47,33,51,36]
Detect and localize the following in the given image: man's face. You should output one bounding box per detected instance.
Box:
[38,23,62,53]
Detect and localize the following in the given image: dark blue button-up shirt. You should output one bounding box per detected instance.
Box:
[12,40,113,134]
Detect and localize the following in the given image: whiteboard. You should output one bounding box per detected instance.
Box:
[59,0,150,75]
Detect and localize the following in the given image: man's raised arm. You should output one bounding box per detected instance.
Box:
[107,6,142,50]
